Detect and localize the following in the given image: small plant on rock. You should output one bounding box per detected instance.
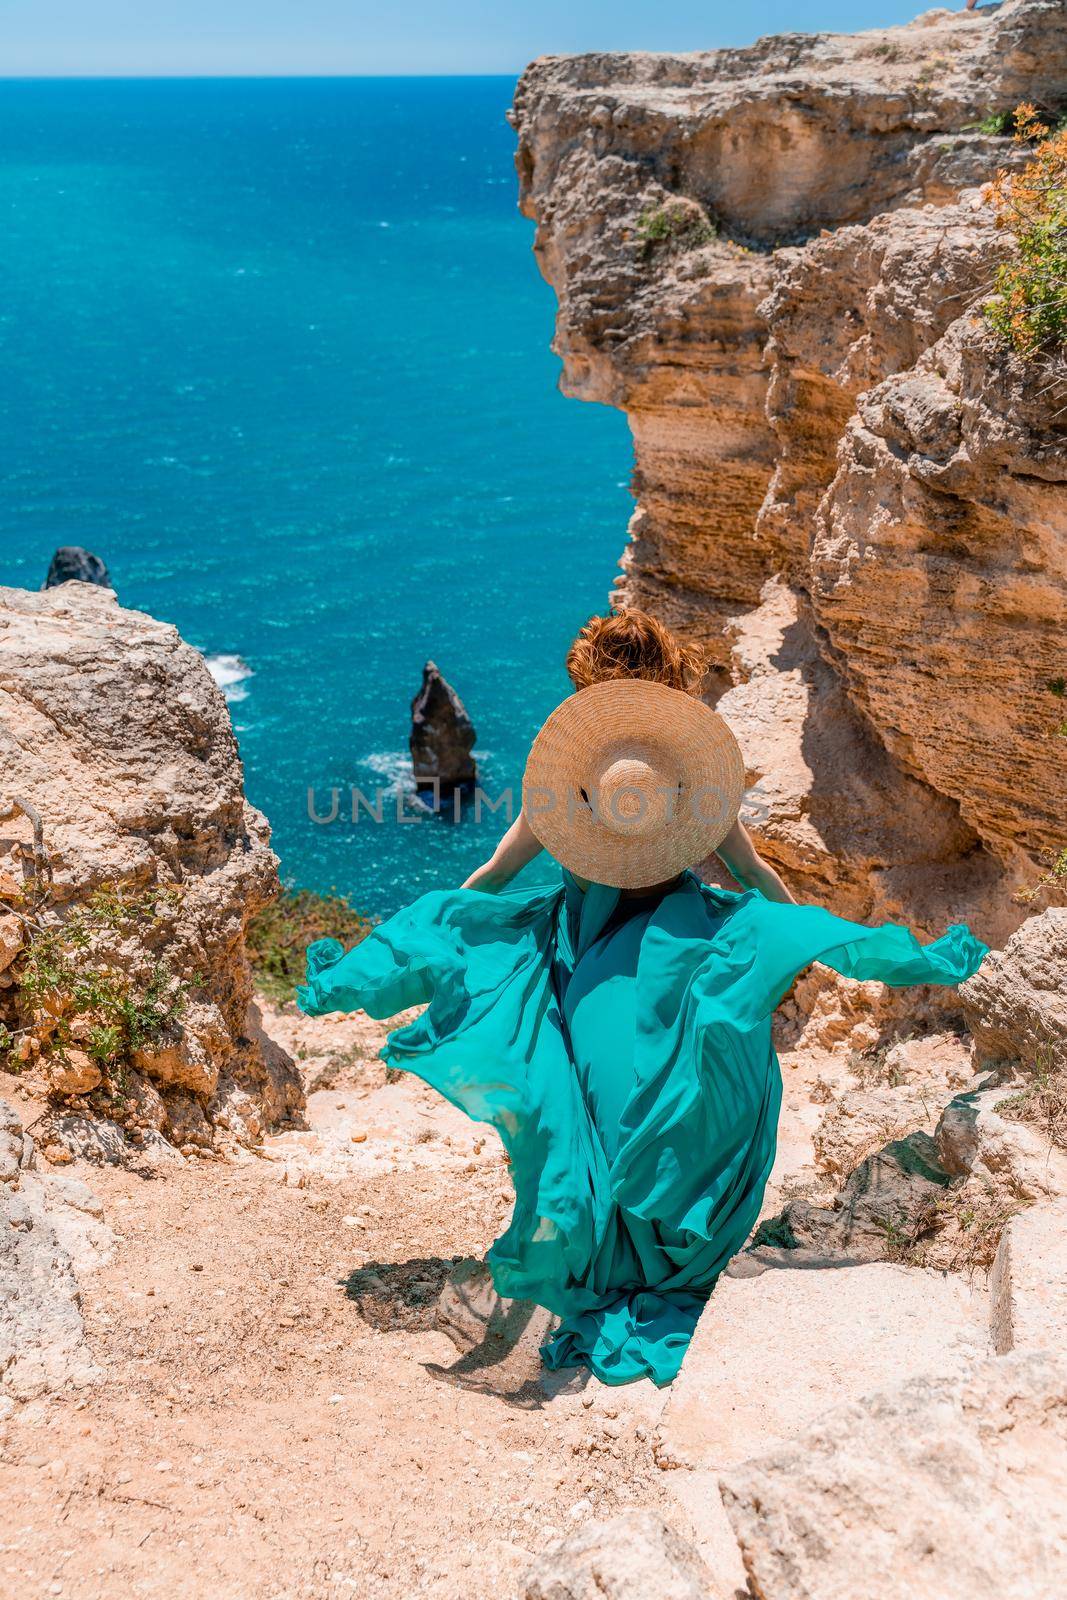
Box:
[3,882,188,1098]
[997,1038,1067,1151]
[636,202,717,262]
[929,1179,1023,1274]
[965,109,1016,137]
[1014,846,1067,905]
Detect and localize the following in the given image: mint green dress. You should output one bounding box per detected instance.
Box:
[298,870,987,1387]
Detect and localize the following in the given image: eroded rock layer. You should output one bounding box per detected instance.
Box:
[512,0,1067,935]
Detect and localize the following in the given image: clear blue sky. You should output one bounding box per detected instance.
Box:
[4,1,937,76]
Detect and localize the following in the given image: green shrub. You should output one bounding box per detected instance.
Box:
[985,104,1067,355]
[966,109,1016,137]
[247,888,375,1004]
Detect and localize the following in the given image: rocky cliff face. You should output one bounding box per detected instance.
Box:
[512,0,1067,938]
[0,582,302,1161]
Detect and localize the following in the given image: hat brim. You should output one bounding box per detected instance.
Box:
[522,680,746,889]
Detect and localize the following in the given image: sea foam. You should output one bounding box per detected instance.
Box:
[206,653,253,703]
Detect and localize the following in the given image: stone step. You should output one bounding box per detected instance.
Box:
[657,1260,989,1474]
[654,1260,990,1580]
[991,1197,1067,1355]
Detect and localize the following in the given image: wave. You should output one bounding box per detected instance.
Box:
[364,749,418,797]
[205,653,253,704]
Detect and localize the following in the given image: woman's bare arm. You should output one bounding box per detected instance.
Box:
[462,809,544,892]
[714,820,796,904]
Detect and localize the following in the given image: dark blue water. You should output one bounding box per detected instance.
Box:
[0,78,631,914]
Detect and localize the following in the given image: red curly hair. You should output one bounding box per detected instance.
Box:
[566,609,707,697]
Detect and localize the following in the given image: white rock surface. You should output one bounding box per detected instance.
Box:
[991,1198,1067,1356]
[521,1509,714,1600]
[961,909,1067,1070]
[653,1261,988,1585]
[656,1262,988,1474]
[0,1100,110,1401]
[720,1351,1067,1600]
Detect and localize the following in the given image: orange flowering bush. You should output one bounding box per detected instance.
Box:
[985,103,1067,355]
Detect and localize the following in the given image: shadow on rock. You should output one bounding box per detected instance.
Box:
[341,1255,562,1407]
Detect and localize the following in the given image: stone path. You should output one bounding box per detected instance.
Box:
[0,999,1061,1599]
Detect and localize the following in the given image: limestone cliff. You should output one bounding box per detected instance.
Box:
[512,0,1067,938]
[0,582,302,1161]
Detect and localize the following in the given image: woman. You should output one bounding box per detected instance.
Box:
[462,611,796,905]
[299,610,987,1386]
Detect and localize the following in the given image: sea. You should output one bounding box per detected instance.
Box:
[0,77,632,916]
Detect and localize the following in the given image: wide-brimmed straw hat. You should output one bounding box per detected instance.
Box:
[522,679,746,889]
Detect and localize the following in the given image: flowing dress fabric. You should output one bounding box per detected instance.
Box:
[298,872,987,1386]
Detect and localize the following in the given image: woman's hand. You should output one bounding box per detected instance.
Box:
[714,820,796,904]
[462,809,544,892]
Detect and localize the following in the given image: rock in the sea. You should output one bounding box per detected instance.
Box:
[961,909,1067,1071]
[43,546,111,590]
[0,1100,107,1402]
[521,1510,713,1600]
[720,1351,1067,1600]
[410,660,477,795]
[0,582,303,1160]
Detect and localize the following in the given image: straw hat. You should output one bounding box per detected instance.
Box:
[522,679,746,889]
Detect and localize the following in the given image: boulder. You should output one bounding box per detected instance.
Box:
[758,1073,1067,1275]
[37,1112,135,1167]
[521,1510,713,1600]
[813,1082,951,1179]
[720,1351,1067,1600]
[409,660,477,795]
[43,547,111,590]
[130,998,232,1098]
[45,1049,103,1097]
[0,1099,108,1402]
[0,582,303,1159]
[754,1130,954,1263]
[0,912,22,974]
[961,909,1067,1071]
[935,1084,1067,1201]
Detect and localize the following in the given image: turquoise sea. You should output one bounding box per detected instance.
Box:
[0,78,630,915]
